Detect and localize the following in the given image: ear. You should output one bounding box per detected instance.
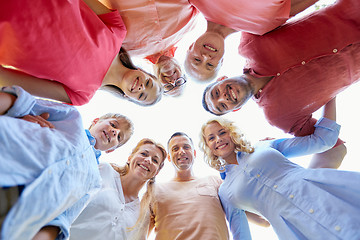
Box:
[233,107,242,112]
[167,154,171,162]
[194,149,197,158]
[105,148,115,154]
[216,76,228,82]
[187,42,195,52]
[91,118,100,126]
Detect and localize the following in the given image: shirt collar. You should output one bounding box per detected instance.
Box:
[85,129,101,164]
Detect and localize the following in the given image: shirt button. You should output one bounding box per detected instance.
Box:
[333,48,338,53]
[273,185,278,189]
[301,61,306,65]
[309,209,314,214]
[334,225,341,231]
[66,160,70,166]
[289,194,294,199]
[276,73,280,76]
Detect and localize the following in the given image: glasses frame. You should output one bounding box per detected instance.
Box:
[163,76,187,93]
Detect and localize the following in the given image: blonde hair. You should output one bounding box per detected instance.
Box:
[89,113,134,148]
[199,118,254,171]
[111,138,167,236]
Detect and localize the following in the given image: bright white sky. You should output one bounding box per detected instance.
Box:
[77,1,359,238]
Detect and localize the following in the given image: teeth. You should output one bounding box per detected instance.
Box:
[217,143,227,149]
[230,89,237,100]
[204,44,217,52]
[139,164,149,171]
[131,78,138,91]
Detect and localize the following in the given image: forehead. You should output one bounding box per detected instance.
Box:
[204,122,223,134]
[205,87,220,114]
[138,143,162,156]
[168,135,193,148]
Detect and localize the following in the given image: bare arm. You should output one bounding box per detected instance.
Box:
[323,97,336,121]
[0,66,71,103]
[290,0,318,16]
[32,226,60,240]
[245,211,270,227]
[0,92,16,115]
[82,0,112,14]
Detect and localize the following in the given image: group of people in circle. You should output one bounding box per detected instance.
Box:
[1,0,360,239]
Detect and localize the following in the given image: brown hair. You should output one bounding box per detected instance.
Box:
[199,118,254,171]
[112,138,167,235]
[101,48,163,106]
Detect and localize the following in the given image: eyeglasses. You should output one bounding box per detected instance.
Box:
[163,77,187,93]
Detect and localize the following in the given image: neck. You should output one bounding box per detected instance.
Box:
[120,173,146,203]
[243,73,273,95]
[173,169,196,182]
[102,54,126,87]
[223,151,238,165]
[207,21,237,38]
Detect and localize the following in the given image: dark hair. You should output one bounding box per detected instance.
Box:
[202,81,224,116]
[167,132,193,149]
[101,47,163,106]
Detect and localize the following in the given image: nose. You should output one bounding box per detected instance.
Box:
[111,128,120,137]
[219,92,229,102]
[144,156,151,163]
[216,135,222,143]
[202,52,212,60]
[138,83,144,91]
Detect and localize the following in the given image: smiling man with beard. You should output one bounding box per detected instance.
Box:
[148,132,268,240]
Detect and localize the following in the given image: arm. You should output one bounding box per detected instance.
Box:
[245,211,270,227]
[0,92,16,115]
[32,226,60,240]
[0,66,71,103]
[82,0,112,14]
[271,98,340,158]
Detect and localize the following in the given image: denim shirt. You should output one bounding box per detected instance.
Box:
[0,86,102,240]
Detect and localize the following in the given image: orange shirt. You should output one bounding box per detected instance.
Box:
[100,0,199,58]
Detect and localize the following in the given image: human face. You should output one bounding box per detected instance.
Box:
[89,118,129,152]
[156,56,185,96]
[186,32,225,80]
[120,69,161,105]
[205,77,254,115]
[168,135,196,171]
[128,144,163,180]
[203,122,235,161]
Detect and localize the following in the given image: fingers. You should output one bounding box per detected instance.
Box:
[21,113,55,128]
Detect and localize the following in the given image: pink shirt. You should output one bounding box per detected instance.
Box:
[189,0,291,35]
[238,0,360,139]
[100,0,199,58]
[0,0,126,105]
[151,176,230,240]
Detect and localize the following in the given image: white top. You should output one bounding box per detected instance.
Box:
[70,162,140,239]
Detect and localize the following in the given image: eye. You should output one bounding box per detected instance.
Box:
[194,58,201,62]
[152,158,159,164]
[208,136,215,141]
[219,131,226,136]
[117,134,121,141]
[215,89,220,97]
[207,63,214,67]
[110,122,116,128]
[138,93,143,100]
[145,79,150,87]
[172,147,179,152]
[184,146,190,150]
[141,152,148,157]
[221,103,227,110]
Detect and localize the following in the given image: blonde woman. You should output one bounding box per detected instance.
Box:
[199,98,360,240]
[69,138,167,239]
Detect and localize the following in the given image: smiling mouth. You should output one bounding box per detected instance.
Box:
[216,143,228,150]
[103,131,110,142]
[204,44,217,52]
[131,78,139,92]
[226,85,237,103]
[138,164,149,171]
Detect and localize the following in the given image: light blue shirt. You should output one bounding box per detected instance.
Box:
[0,86,102,240]
[219,118,360,240]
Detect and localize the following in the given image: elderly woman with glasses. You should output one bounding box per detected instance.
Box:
[153,55,187,97]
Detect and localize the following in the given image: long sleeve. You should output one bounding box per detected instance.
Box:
[269,117,340,158]
[220,196,252,240]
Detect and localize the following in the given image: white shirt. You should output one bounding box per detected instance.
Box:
[70,162,140,239]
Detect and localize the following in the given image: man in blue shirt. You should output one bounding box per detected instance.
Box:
[0,86,133,240]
